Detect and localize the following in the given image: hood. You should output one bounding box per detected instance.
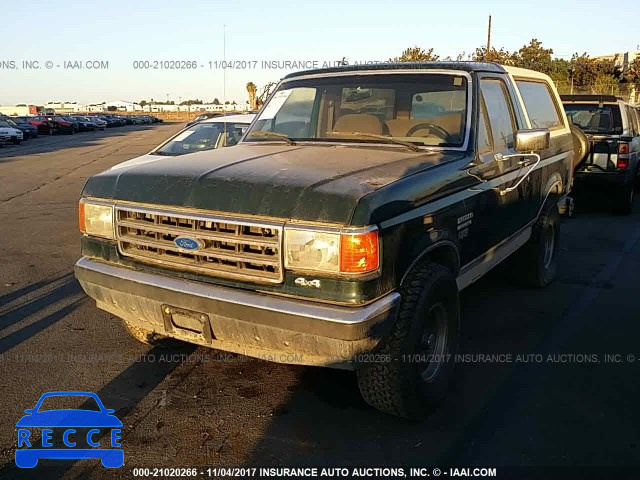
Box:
[83,143,458,224]
[16,410,123,428]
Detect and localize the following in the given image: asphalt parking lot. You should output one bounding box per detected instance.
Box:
[1,125,639,478]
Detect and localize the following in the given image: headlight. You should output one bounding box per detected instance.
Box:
[79,198,114,239]
[284,226,379,275]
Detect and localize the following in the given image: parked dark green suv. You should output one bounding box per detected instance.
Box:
[75,63,576,418]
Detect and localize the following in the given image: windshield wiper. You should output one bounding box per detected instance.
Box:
[328,131,421,152]
[150,151,175,156]
[246,131,296,145]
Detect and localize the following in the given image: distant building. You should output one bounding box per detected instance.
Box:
[45,102,84,113]
[104,100,143,112]
[592,50,640,103]
[141,103,250,113]
[0,105,39,116]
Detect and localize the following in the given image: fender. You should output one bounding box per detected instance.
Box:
[537,175,563,219]
[399,239,461,286]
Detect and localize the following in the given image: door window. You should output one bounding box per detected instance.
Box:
[480,79,516,152]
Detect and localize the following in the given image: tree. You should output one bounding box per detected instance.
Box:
[569,53,619,94]
[256,82,277,108]
[621,57,640,102]
[246,82,257,110]
[212,98,220,105]
[139,100,147,107]
[390,46,439,62]
[471,46,514,64]
[179,99,203,106]
[512,39,554,74]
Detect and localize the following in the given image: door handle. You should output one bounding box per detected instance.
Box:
[518,158,536,167]
[499,153,541,196]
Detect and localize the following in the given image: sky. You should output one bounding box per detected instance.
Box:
[1,0,639,106]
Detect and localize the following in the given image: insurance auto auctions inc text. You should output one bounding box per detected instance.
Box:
[206,467,497,478]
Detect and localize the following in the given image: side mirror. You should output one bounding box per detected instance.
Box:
[514,128,550,153]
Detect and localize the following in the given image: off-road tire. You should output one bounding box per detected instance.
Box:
[616,186,634,215]
[357,263,459,419]
[510,201,560,288]
[122,321,177,346]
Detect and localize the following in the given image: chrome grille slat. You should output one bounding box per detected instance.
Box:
[115,205,284,283]
[118,235,281,266]
[117,220,280,247]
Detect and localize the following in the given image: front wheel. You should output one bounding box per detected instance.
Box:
[357,263,459,419]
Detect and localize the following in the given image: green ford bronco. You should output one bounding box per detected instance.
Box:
[75,62,575,418]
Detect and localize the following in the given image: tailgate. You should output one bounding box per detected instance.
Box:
[579,136,619,172]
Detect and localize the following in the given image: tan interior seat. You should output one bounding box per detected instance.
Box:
[386,113,464,138]
[333,114,384,135]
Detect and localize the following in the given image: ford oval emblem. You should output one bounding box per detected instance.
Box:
[174,236,204,251]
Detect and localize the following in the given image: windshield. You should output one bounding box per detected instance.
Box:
[0,120,12,128]
[244,73,468,148]
[563,103,623,134]
[154,122,249,156]
[36,395,101,412]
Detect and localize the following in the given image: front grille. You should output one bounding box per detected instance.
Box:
[115,205,284,283]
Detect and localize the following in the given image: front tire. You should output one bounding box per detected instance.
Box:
[357,263,459,419]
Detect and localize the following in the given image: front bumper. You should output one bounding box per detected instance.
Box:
[74,257,399,369]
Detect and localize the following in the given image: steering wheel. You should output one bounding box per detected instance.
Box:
[405,122,451,141]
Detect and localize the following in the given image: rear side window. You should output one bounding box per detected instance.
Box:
[625,105,639,136]
[516,80,563,129]
[563,103,623,134]
[479,79,516,151]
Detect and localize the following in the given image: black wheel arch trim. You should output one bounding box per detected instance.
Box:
[399,240,461,286]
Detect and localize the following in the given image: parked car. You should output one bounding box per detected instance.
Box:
[152,114,254,154]
[0,120,24,144]
[57,115,80,133]
[107,114,255,171]
[562,95,640,213]
[186,112,224,127]
[91,115,118,128]
[117,115,134,125]
[31,115,75,135]
[2,116,37,139]
[26,116,55,135]
[74,63,576,419]
[78,115,106,130]
[105,115,125,127]
[70,116,96,132]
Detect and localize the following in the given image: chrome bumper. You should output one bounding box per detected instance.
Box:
[74,257,400,369]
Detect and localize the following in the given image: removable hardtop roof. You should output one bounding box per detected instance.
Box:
[282,61,507,79]
[561,94,623,103]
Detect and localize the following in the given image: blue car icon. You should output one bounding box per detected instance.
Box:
[15,391,123,468]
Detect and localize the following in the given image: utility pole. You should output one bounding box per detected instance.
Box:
[223,24,227,116]
[486,15,492,62]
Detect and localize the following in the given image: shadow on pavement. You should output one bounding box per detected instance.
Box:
[0,342,197,479]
